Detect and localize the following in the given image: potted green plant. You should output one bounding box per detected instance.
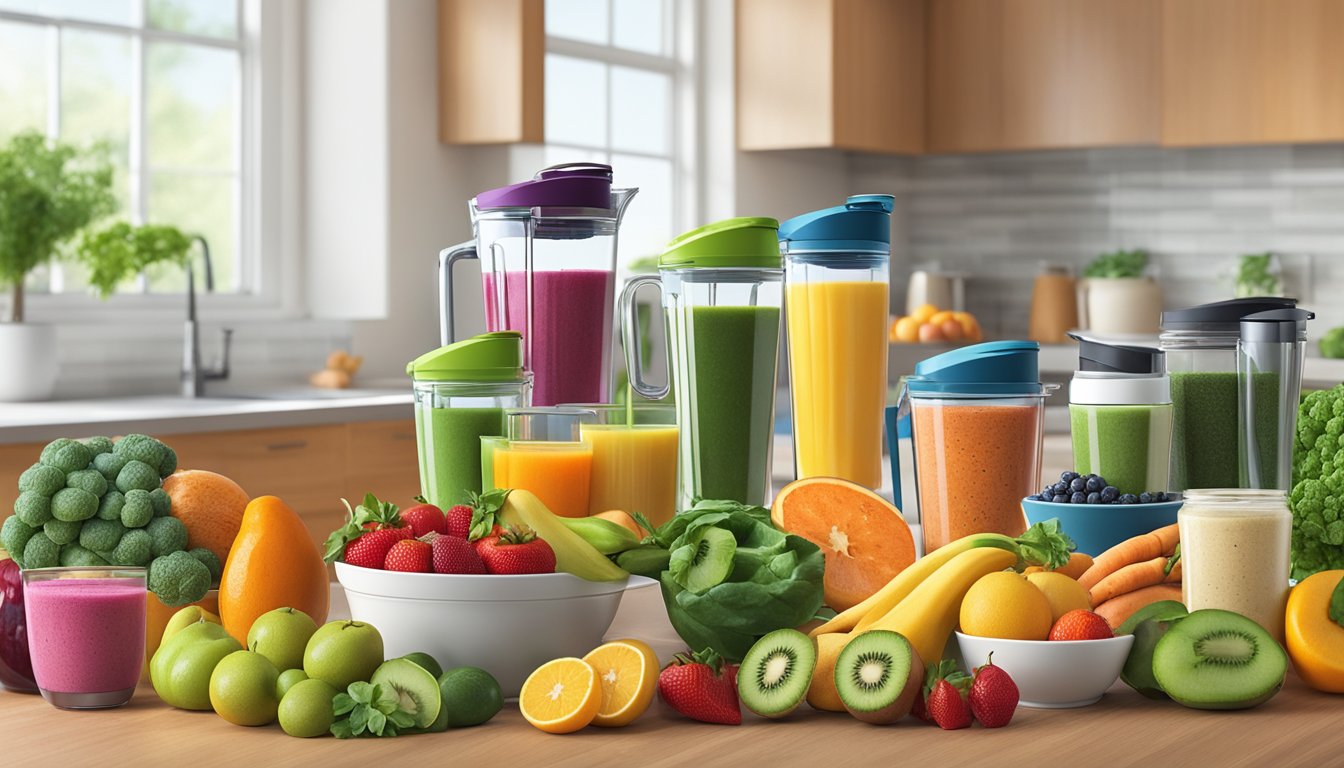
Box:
[1077,248,1163,335]
[1234,252,1283,298]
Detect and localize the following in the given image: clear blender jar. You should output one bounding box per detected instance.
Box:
[779,194,893,489]
[621,217,784,508]
[1238,308,1313,490]
[439,163,637,406]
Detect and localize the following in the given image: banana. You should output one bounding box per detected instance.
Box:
[559,515,640,555]
[498,490,629,582]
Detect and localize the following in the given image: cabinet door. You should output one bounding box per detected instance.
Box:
[1163,0,1344,145]
[927,0,1005,153]
[345,420,422,508]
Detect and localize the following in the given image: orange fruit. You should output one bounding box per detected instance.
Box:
[893,316,920,343]
[1026,571,1092,622]
[163,469,250,565]
[519,657,602,734]
[771,477,916,612]
[929,310,956,326]
[581,639,659,727]
[918,323,946,343]
[911,303,939,324]
[940,319,964,341]
[954,312,983,342]
[1286,570,1344,692]
[592,510,647,539]
[218,496,330,644]
[959,571,1054,640]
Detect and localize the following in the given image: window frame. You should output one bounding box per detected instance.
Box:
[0,0,302,323]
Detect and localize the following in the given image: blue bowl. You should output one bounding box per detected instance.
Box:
[1021,496,1182,557]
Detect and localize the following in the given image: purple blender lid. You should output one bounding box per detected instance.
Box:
[474,163,614,210]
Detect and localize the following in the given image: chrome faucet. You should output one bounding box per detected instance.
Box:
[182,236,232,398]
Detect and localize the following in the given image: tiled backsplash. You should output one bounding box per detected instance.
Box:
[849,145,1344,339]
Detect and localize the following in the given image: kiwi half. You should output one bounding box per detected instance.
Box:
[1151,609,1287,710]
[834,630,923,724]
[737,628,816,718]
[673,526,736,594]
[370,658,442,728]
[1120,602,1189,699]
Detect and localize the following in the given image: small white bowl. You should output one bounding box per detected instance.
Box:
[954,631,1135,708]
[335,562,655,696]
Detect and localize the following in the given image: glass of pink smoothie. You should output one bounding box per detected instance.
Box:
[22,567,147,709]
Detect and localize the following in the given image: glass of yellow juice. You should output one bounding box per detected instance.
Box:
[563,402,679,529]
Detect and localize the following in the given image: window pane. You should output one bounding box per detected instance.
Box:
[148,0,238,39]
[147,173,237,292]
[0,0,132,25]
[545,54,607,148]
[611,153,672,263]
[0,21,48,141]
[61,29,131,170]
[546,0,608,45]
[612,0,663,55]
[146,42,237,171]
[610,66,669,155]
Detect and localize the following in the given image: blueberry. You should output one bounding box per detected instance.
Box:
[1138,492,1153,504]
[1052,493,1070,503]
[1119,493,1139,504]
[1086,491,1102,504]
[1070,491,1087,504]
[1101,486,1119,503]
[1061,471,1080,484]
[1070,477,1087,493]
[1153,491,1168,503]
[1050,482,1067,495]
[1085,476,1105,493]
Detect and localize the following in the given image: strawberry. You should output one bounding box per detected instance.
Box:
[922,659,972,730]
[384,538,432,572]
[473,525,504,555]
[1049,609,1114,641]
[400,503,447,538]
[476,525,556,575]
[323,493,405,564]
[343,528,406,570]
[969,653,1018,728]
[657,649,741,725]
[444,504,473,539]
[430,532,487,574]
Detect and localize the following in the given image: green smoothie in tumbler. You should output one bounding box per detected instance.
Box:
[416,406,506,506]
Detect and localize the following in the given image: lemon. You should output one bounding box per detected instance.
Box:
[1027,571,1092,622]
[519,657,601,734]
[581,639,659,727]
[959,571,1053,640]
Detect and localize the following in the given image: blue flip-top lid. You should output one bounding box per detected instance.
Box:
[778,194,894,255]
[906,340,1044,395]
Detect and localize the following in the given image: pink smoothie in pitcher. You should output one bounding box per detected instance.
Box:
[483,269,614,406]
[24,578,145,701]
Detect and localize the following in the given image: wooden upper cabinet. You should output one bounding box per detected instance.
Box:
[1163,0,1344,145]
[928,0,1160,152]
[438,0,543,145]
[737,0,926,154]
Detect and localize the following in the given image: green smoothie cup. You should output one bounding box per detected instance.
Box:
[407,332,533,508]
[620,217,784,509]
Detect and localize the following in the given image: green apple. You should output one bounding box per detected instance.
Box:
[247,607,318,672]
[150,620,241,711]
[209,650,280,726]
[160,605,221,648]
[303,620,383,689]
[276,668,309,699]
[278,678,339,738]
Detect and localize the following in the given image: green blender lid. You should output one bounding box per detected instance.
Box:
[659,217,781,269]
[406,331,527,382]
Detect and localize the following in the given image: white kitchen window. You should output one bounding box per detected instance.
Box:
[542,0,695,264]
[0,0,294,314]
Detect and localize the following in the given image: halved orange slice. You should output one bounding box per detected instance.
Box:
[519,657,602,734]
[581,639,659,727]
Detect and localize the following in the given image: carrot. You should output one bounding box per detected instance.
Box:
[1023,551,1092,579]
[1077,523,1180,591]
[1089,556,1168,606]
[1093,584,1183,630]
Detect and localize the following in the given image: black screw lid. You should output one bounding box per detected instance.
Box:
[1240,308,1314,343]
[1161,297,1297,332]
[1068,332,1164,374]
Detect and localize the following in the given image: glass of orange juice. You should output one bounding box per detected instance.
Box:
[489,408,595,518]
[563,402,679,528]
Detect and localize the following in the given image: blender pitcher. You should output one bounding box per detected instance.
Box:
[1238,308,1313,490]
[780,194,893,488]
[885,341,1056,553]
[621,217,784,508]
[439,163,637,406]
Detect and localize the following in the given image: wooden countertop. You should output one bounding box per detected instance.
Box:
[2,586,1339,767]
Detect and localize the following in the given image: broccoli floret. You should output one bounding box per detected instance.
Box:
[145,516,188,557]
[120,489,154,528]
[43,518,81,546]
[110,528,152,567]
[50,487,98,523]
[97,490,125,521]
[18,463,65,497]
[23,532,60,569]
[93,453,128,485]
[79,518,125,553]
[13,491,52,527]
[115,460,160,494]
[113,434,166,471]
[1320,327,1344,359]
[149,488,172,517]
[187,547,223,583]
[59,544,107,568]
[1291,383,1344,579]
[39,438,92,474]
[1,516,36,561]
[148,551,211,607]
[64,468,108,497]
[82,436,114,457]
[158,445,178,477]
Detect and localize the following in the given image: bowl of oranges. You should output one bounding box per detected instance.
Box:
[889,304,983,344]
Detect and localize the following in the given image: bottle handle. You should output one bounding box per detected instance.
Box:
[440,242,478,346]
[619,275,669,400]
[885,405,904,517]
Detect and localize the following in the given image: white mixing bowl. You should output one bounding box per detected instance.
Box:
[955,631,1135,708]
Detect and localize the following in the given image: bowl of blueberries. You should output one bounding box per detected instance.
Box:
[1022,472,1182,557]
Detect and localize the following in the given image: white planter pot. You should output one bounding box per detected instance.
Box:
[1078,277,1163,335]
[0,323,58,401]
